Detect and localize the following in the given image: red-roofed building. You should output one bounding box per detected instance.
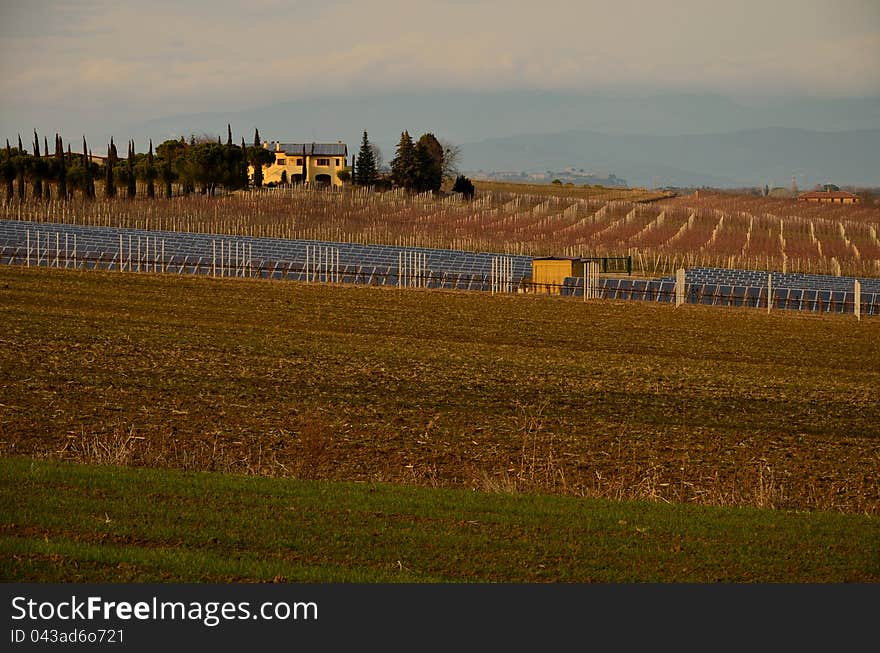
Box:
[797,190,861,204]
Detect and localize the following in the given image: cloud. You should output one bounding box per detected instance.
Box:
[1,0,878,127]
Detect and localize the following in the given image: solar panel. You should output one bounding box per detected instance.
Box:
[802,289,818,311]
[700,284,719,305]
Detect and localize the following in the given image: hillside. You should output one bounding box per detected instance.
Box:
[460,128,880,189]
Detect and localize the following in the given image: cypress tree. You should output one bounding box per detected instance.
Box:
[32,131,43,200]
[17,135,25,200]
[227,124,233,146]
[127,140,136,199]
[252,128,263,188]
[81,138,89,198]
[56,135,67,200]
[82,137,95,199]
[301,145,308,185]
[355,131,377,187]
[146,139,156,199]
[241,138,249,190]
[43,136,52,202]
[88,149,96,198]
[67,142,74,199]
[350,154,357,186]
[3,140,14,204]
[105,138,116,198]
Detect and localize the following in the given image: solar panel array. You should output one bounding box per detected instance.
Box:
[561,267,879,315]
[0,220,533,291]
[3,220,877,315]
[680,267,880,294]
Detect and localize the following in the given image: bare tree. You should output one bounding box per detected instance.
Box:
[370,143,385,173]
[439,139,461,181]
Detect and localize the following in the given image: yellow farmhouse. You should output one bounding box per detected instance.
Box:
[251,141,349,188]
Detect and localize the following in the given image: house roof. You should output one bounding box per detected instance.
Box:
[272,142,347,156]
[797,190,859,200]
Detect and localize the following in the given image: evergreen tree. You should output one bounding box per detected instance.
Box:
[227,124,233,146]
[252,128,264,188]
[220,139,244,191]
[32,131,43,200]
[355,130,377,186]
[105,138,117,198]
[163,155,173,198]
[127,140,136,199]
[452,175,475,200]
[156,139,181,199]
[43,136,52,202]
[88,149,96,198]
[17,135,25,200]
[350,154,357,185]
[2,140,15,204]
[80,139,89,198]
[81,137,95,199]
[414,133,443,194]
[146,140,156,199]
[390,131,416,190]
[55,135,67,200]
[241,138,249,190]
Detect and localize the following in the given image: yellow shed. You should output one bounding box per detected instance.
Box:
[531,257,586,294]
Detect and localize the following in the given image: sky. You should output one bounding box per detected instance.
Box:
[1,0,879,152]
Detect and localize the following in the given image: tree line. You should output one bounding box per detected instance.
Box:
[1,126,475,203]
[0,126,278,203]
[350,130,472,198]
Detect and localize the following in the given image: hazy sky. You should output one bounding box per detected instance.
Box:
[1,0,879,139]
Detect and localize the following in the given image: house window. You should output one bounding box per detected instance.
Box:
[277,158,286,165]
[335,158,341,166]
[317,158,330,166]
[296,158,303,166]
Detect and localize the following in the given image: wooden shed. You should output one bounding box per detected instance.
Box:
[531,257,587,294]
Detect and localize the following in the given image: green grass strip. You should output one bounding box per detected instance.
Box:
[3,457,878,582]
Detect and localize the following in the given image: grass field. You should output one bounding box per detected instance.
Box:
[3,457,878,582]
[1,266,878,516]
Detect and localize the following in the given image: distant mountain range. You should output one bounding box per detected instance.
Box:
[31,90,876,189]
[458,128,880,189]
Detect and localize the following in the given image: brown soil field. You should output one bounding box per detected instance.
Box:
[1,266,878,514]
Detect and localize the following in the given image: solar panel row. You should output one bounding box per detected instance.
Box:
[671,267,880,295]
[2,220,877,315]
[0,220,532,291]
[560,276,878,315]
